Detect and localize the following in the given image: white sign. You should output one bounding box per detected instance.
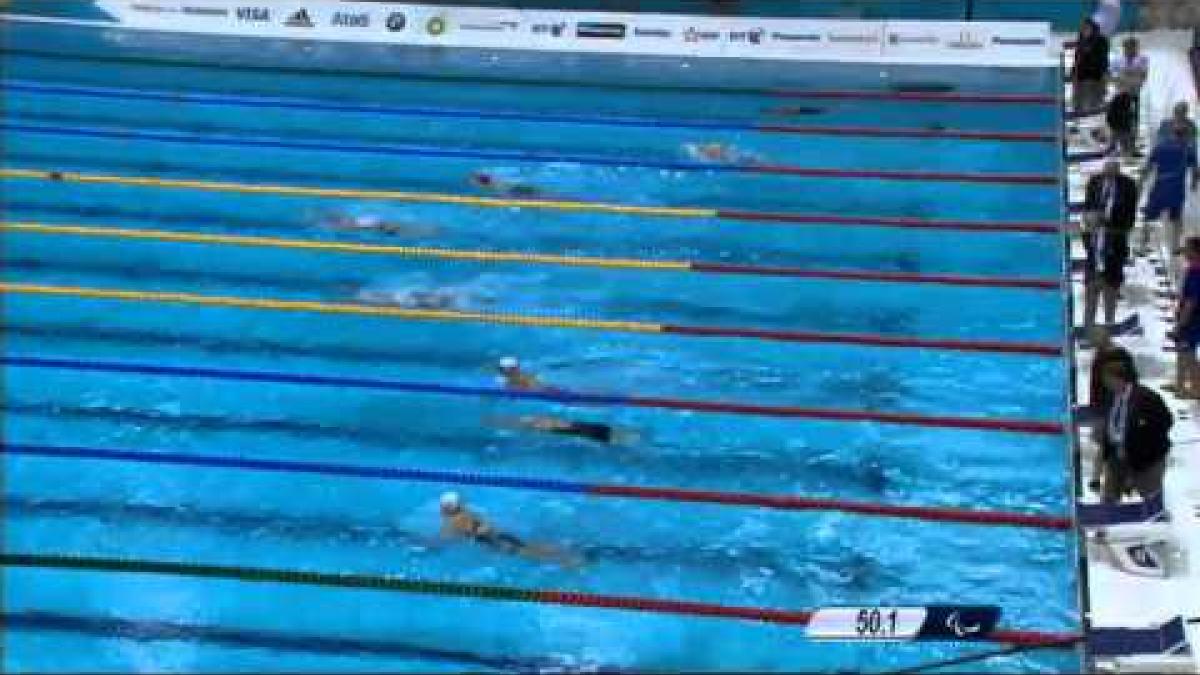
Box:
[96,0,1055,67]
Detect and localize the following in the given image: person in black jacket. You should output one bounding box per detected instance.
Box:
[1081,160,1140,330]
[1072,18,1110,115]
[1105,80,1138,157]
[1100,359,1172,502]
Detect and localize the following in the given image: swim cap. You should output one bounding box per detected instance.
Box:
[440,492,461,509]
[498,356,519,370]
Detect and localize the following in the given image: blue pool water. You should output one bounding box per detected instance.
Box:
[2,11,1079,674]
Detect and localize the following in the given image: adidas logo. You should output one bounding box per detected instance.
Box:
[285,8,314,27]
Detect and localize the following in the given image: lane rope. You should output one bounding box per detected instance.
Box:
[3,79,1057,142]
[2,121,1060,185]
[1,443,1074,530]
[0,552,1080,645]
[0,282,1063,356]
[2,222,1061,290]
[768,89,1057,105]
[0,168,1063,234]
[4,611,578,672]
[1,355,1066,435]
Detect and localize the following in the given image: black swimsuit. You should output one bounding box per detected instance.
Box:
[553,421,614,444]
[476,531,525,552]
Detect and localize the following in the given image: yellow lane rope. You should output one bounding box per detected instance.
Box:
[0,282,664,334]
[2,222,691,272]
[0,168,714,219]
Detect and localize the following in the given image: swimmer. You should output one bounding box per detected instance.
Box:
[683,142,756,165]
[495,356,546,391]
[322,212,436,236]
[470,172,540,198]
[356,287,459,310]
[764,105,824,117]
[494,414,638,446]
[438,492,581,567]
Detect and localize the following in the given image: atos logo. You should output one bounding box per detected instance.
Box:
[331,12,369,27]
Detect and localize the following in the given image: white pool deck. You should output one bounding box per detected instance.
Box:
[1061,29,1200,672]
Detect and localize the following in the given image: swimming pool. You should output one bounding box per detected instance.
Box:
[1,11,1081,673]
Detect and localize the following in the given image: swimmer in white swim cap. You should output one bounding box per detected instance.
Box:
[438,492,581,568]
[495,356,544,391]
[321,211,437,236]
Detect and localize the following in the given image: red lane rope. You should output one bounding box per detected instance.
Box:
[592,485,1072,530]
[716,210,1061,234]
[629,395,1064,435]
[0,551,1079,647]
[768,90,1057,104]
[692,262,1060,290]
[746,165,1058,185]
[990,629,1082,646]
[755,124,1056,142]
[536,590,813,624]
[663,325,1062,357]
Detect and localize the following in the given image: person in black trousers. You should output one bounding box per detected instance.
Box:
[1072,18,1110,115]
[1081,159,1139,330]
[1105,79,1138,157]
[1085,325,1136,491]
[1100,359,1173,503]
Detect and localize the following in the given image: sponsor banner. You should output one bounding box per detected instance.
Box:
[883,21,1052,64]
[99,1,1053,66]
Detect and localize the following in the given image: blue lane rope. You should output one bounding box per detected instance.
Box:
[1,443,588,495]
[1,79,752,133]
[0,121,742,173]
[1,354,628,406]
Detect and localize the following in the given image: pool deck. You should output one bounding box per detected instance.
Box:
[1063,29,1200,672]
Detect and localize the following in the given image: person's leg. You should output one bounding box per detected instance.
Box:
[1083,280,1100,329]
[1102,281,1120,326]
[1168,216,1184,256]
[1088,439,1108,490]
[1131,460,1167,501]
[1101,458,1127,503]
[1182,342,1200,397]
[1137,215,1155,254]
[1120,131,1136,157]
